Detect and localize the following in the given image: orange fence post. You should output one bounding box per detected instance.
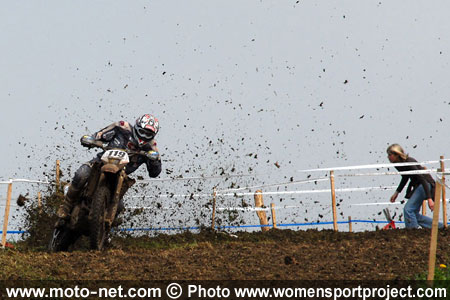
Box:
[254,190,269,232]
[330,171,338,231]
[270,203,277,229]
[348,216,352,233]
[427,181,442,281]
[1,182,13,248]
[440,156,447,228]
[38,192,42,214]
[56,160,61,191]
[211,187,217,231]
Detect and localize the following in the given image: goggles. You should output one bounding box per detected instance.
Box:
[136,127,155,140]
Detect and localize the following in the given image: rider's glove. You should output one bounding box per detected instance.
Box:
[146,150,160,161]
[80,135,102,148]
[80,135,95,147]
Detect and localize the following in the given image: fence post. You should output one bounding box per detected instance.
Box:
[330,171,338,231]
[254,190,269,232]
[1,182,13,248]
[38,192,42,214]
[211,187,217,231]
[348,216,352,233]
[440,156,447,228]
[56,159,61,191]
[270,203,277,229]
[422,201,427,216]
[427,181,442,281]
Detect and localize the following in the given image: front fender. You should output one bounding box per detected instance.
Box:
[101,164,120,173]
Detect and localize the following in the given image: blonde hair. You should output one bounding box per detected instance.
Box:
[387,144,408,161]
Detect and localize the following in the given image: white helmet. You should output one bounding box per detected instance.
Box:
[133,114,159,144]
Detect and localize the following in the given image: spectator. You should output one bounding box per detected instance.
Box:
[387,143,443,229]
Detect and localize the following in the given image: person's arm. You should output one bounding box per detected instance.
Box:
[390,191,399,203]
[402,160,435,210]
[146,159,162,178]
[395,159,418,194]
[396,176,408,194]
[415,176,434,210]
[404,160,433,200]
[94,121,132,141]
[390,166,409,203]
[428,197,435,211]
[418,177,432,199]
[94,122,118,140]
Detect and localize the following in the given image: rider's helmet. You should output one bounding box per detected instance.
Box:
[132,114,159,145]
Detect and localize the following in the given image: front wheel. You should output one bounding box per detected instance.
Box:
[48,227,77,252]
[90,185,111,250]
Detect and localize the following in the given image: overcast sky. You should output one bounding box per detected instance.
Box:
[1,1,450,231]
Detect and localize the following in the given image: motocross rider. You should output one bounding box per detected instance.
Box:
[55,114,162,227]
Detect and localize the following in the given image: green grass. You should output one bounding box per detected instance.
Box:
[416,264,450,280]
[432,266,450,280]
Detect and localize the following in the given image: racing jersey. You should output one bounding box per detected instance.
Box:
[93,121,161,177]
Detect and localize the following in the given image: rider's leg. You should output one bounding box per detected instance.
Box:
[56,163,92,219]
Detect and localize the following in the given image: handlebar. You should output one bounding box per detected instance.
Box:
[80,135,159,160]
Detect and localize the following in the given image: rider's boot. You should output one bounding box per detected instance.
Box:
[55,185,80,228]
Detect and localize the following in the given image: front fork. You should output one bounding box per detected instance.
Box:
[98,170,126,227]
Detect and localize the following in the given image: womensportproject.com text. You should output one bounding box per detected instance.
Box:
[4,283,447,299]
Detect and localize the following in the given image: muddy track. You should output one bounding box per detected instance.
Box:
[2,229,450,280]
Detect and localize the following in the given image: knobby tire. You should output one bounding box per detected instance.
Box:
[90,185,110,250]
[48,227,76,252]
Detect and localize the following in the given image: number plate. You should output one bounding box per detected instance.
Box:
[101,150,129,164]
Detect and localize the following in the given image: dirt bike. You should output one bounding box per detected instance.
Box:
[49,136,156,251]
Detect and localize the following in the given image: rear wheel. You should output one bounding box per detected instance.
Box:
[90,185,110,250]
